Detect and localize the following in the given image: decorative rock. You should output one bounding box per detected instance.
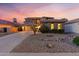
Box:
[47,43,52,48]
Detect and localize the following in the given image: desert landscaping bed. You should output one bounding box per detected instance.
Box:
[11,33,79,53]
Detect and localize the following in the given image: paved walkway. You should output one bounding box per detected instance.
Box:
[0,31,32,53]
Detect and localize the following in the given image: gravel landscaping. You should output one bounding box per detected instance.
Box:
[11,33,79,53]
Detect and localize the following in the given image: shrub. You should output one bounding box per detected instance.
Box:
[39,24,64,33]
[57,29,64,33]
[73,36,79,46]
[51,29,64,33]
[18,26,23,31]
[39,25,50,33]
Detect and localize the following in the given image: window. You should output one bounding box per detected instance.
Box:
[51,24,54,30]
[58,23,62,30]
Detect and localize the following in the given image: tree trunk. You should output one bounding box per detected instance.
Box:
[34,31,36,35]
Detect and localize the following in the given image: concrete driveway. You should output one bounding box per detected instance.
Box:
[0,31,32,53]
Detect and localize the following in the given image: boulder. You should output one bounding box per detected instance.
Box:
[47,43,52,48]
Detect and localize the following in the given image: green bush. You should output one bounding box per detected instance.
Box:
[57,29,64,33]
[39,25,50,33]
[51,29,64,33]
[73,36,79,46]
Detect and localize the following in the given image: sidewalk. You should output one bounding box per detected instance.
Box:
[0,31,32,53]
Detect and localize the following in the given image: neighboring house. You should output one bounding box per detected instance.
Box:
[0,19,20,32]
[64,18,79,33]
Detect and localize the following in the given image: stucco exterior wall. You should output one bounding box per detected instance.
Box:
[0,24,18,32]
[0,24,12,28]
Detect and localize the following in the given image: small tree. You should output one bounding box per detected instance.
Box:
[31,25,37,35]
[31,24,41,35]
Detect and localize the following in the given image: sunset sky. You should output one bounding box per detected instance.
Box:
[0,3,79,23]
